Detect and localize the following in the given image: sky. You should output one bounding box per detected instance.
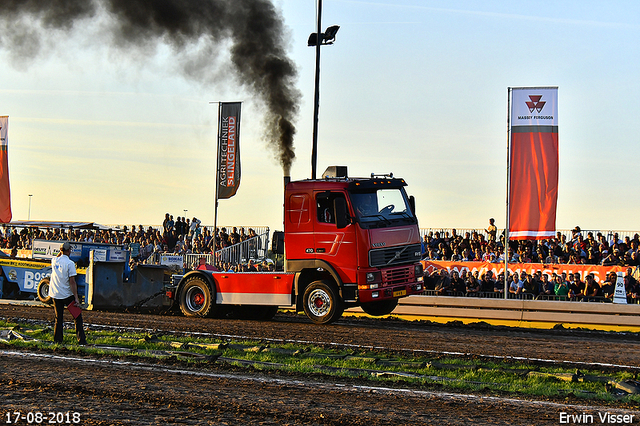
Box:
[1,0,639,234]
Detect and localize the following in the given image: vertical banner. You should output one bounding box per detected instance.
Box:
[613,273,627,304]
[0,117,11,223]
[217,102,242,199]
[508,87,558,240]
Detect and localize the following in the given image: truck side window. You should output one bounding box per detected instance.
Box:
[316,193,334,224]
[316,193,346,225]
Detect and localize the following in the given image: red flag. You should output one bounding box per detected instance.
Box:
[0,117,12,223]
[508,88,558,240]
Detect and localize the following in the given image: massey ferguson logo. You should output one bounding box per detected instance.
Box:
[525,95,545,113]
[518,94,553,120]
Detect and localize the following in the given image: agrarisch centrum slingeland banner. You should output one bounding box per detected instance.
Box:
[508,87,558,240]
[217,102,242,199]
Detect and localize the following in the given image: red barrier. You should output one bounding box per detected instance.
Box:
[0,248,31,259]
[421,260,629,283]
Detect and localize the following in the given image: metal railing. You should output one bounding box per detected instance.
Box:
[203,225,270,239]
[420,228,640,242]
[183,253,213,270]
[214,230,270,266]
[141,228,271,270]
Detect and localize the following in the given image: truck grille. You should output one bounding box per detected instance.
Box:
[369,244,422,267]
[382,265,413,286]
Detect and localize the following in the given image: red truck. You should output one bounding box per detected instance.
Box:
[168,166,424,324]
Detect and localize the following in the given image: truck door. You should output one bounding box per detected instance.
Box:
[314,191,357,284]
[285,191,315,261]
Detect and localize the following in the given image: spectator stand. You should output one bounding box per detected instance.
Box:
[422,260,637,303]
[0,221,273,275]
[421,228,639,265]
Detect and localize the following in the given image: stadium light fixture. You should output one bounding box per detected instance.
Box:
[307,25,340,46]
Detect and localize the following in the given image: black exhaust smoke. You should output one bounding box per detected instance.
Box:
[0,0,299,173]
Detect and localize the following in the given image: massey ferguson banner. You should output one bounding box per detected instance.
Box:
[508,87,558,240]
[217,102,241,199]
[0,116,12,223]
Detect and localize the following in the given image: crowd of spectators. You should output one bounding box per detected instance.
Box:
[421,221,640,267]
[3,215,639,289]
[424,267,640,303]
[0,213,264,268]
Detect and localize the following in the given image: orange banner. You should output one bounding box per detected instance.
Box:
[422,260,629,284]
[0,116,11,223]
[509,131,558,239]
[508,88,558,240]
[0,248,32,258]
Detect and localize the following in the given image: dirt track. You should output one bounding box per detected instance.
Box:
[2,304,640,425]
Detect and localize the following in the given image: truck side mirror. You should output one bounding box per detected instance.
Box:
[409,195,416,216]
[271,231,285,254]
[334,198,350,229]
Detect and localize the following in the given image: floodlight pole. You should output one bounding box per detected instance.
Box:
[28,194,32,221]
[311,0,323,180]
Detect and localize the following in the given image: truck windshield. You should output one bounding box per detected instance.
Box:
[349,188,416,228]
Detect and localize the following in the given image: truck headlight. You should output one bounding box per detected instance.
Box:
[366,271,382,284]
[414,263,423,281]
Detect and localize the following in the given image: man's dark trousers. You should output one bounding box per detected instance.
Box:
[53,295,86,344]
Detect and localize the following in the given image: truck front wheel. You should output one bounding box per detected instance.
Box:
[179,276,215,317]
[360,299,398,316]
[303,281,344,325]
[37,277,52,305]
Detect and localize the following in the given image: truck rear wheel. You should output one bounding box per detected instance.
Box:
[37,277,52,305]
[303,280,343,325]
[179,276,215,317]
[361,299,398,316]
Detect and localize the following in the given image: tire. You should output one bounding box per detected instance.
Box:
[303,280,344,325]
[37,277,53,304]
[360,299,398,316]
[179,276,215,317]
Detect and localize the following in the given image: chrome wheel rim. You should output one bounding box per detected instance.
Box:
[307,288,331,317]
[185,287,206,312]
[39,282,49,299]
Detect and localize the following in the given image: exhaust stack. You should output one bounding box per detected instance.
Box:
[284,175,291,188]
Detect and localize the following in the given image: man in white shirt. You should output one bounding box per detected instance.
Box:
[50,241,87,345]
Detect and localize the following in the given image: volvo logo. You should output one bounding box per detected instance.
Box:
[372,242,386,248]
[386,246,408,265]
